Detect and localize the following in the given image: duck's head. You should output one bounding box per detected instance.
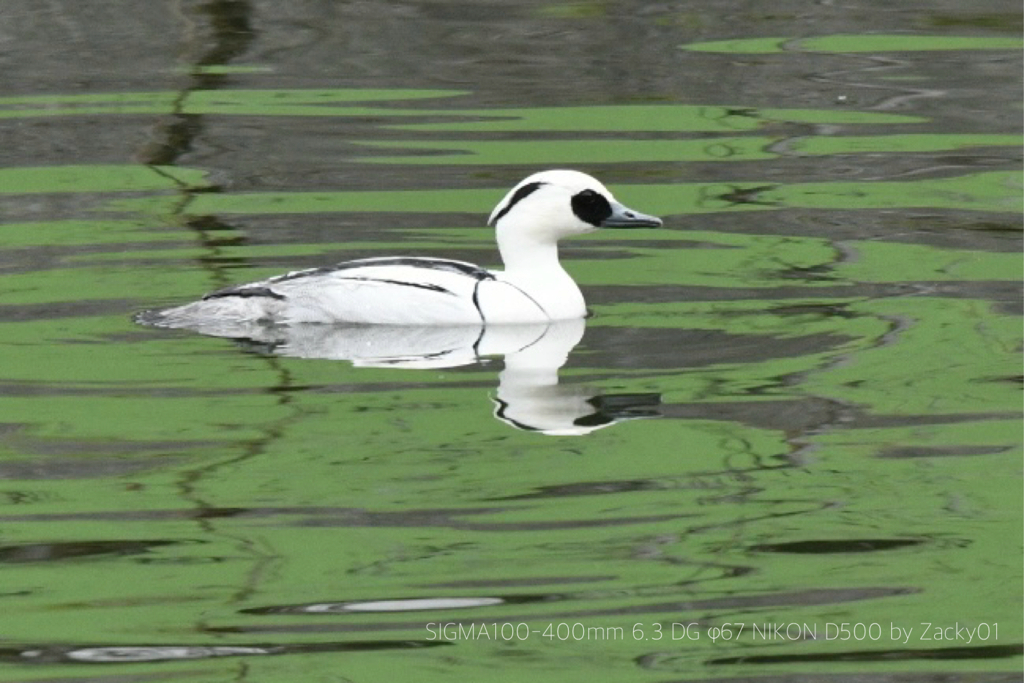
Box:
[487,170,662,242]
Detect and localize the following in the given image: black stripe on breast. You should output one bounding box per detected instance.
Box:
[491,280,546,318]
[472,280,485,323]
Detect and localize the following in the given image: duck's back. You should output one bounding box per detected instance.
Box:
[139,257,548,327]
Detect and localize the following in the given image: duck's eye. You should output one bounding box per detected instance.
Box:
[571,189,612,226]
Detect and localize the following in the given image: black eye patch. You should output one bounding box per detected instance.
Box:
[571,189,613,226]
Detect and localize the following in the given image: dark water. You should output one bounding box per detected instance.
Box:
[0,1,1021,681]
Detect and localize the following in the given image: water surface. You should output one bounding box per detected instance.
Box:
[0,1,1021,681]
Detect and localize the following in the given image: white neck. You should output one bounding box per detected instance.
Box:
[494,225,586,320]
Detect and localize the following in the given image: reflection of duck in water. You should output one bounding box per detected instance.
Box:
[136,170,661,328]
[487,320,661,436]
[157,318,661,436]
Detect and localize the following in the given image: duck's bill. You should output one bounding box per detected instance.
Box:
[600,202,663,228]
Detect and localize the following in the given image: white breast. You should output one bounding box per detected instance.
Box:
[474,279,548,324]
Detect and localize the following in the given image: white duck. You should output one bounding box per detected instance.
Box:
[138,170,661,327]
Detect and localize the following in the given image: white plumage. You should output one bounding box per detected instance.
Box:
[137,169,661,328]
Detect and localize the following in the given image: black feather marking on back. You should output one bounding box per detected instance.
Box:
[489,181,546,226]
[271,257,495,283]
[203,286,286,301]
[201,257,491,302]
[345,276,454,295]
